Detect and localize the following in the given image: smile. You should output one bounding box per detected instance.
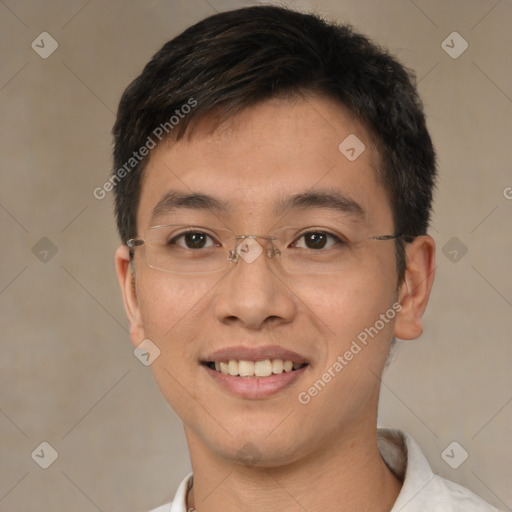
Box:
[200,345,310,399]
[204,359,307,377]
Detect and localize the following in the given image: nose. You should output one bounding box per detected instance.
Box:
[213,238,297,331]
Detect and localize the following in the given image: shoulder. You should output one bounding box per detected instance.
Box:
[145,472,193,512]
[425,475,501,511]
[147,505,172,512]
[378,428,500,512]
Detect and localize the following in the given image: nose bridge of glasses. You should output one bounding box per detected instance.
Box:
[228,235,281,265]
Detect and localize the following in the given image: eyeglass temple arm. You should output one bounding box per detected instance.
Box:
[370,234,415,242]
[370,234,400,240]
[126,238,144,248]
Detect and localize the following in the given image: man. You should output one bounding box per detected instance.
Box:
[113,6,498,511]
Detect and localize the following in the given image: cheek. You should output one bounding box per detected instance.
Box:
[136,274,215,418]
[297,255,397,338]
[136,272,213,354]
[295,272,397,427]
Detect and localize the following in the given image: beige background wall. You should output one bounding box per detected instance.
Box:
[0,0,510,511]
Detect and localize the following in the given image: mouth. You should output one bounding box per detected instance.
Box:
[200,346,310,399]
[202,359,308,377]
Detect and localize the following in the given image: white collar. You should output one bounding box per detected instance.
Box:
[150,428,497,512]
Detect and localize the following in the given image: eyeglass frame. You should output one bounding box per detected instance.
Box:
[126,224,414,274]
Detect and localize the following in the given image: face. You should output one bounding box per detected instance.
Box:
[116,95,434,467]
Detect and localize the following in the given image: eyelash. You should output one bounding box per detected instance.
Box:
[293,231,346,249]
[169,230,347,249]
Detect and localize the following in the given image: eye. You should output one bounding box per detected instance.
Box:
[170,231,219,250]
[292,231,344,250]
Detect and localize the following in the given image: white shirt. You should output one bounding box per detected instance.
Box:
[148,428,499,512]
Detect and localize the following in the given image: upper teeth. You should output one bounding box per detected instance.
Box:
[214,359,303,377]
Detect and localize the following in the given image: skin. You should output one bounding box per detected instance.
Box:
[115,95,435,512]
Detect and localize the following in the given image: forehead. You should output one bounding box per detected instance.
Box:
[137,95,391,231]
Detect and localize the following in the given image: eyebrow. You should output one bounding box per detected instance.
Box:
[150,189,365,224]
[274,190,365,219]
[150,191,229,223]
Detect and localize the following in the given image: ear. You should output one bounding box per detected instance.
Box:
[394,235,436,340]
[115,244,146,347]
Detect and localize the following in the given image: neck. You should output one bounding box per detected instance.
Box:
[185,422,402,512]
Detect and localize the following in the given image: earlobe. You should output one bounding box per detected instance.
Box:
[394,235,436,341]
[115,244,146,347]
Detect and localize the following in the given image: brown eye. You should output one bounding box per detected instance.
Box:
[294,232,341,250]
[305,233,327,249]
[171,231,216,249]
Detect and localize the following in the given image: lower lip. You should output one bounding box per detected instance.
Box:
[202,365,308,399]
